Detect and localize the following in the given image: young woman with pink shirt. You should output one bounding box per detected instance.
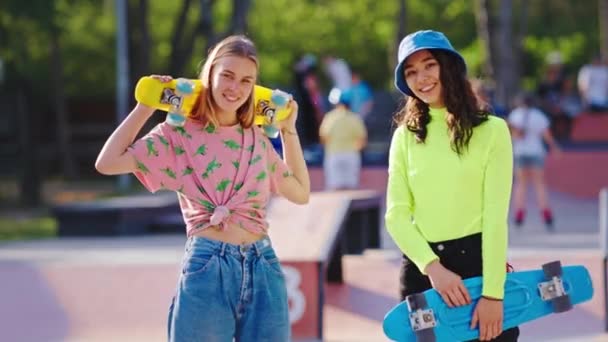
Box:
[95,35,310,341]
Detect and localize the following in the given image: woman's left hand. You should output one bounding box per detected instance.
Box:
[277,97,299,132]
[470,297,503,341]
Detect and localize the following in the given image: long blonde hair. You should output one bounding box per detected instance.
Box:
[189,35,258,128]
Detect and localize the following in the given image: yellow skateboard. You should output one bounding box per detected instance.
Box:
[134,76,291,137]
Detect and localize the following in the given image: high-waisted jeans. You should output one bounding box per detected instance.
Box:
[168,235,290,341]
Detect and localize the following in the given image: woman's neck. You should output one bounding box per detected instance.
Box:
[216,110,239,126]
[429,106,447,118]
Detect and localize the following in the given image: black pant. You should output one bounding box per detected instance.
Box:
[400,233,519,342]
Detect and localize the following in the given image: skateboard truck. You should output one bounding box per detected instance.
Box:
[260,89,291,138]
[160,88,183,107]
[539,260,574,313]
[406,292,438,341]
[409,308,437,331]
[538,276,566,301]
[165,78,195,127]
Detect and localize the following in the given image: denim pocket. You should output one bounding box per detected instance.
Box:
[260,249,284,277]
[182,254,216,277]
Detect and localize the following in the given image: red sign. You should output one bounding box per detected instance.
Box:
[281,261,323,339]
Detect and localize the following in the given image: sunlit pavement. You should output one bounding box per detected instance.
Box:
[1,190,607,341]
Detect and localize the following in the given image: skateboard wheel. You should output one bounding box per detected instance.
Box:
[166,112,186,127]
[271,90,290,107]
[406,293,427,311]
[542,261,563,278]
[175,78,195,95]
[551,293,573,313]
[263,125,280,138]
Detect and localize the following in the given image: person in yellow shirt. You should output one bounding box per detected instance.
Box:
[386,30,519,341]
[319,89,367,190]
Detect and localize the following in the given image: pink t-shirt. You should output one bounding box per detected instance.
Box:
[127,119,291,236]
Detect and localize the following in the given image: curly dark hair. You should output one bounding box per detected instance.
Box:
[394,50,489,155]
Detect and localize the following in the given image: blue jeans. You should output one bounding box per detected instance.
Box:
[514,155,544,169]
[168,236,290,342]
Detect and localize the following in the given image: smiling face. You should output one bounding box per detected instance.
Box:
[210,55,257,117]
[403,49,445,108]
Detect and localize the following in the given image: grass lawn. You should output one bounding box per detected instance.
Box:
[0,177,147,241]
[0,216,57,241]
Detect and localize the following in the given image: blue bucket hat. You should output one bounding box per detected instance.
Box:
[394,30,466,96]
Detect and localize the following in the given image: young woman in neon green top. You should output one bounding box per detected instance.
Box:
[386,30,519,341]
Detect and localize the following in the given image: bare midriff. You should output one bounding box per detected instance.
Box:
[191,223,266,245]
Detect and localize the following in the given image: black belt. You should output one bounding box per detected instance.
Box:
[428,233,482,255]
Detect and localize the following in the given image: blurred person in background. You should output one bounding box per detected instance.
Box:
[577,54,608,113]
[508,93,561,230]
[293,54,324,145]
[346,70,374,120]
[536,52,573,140]
[319,89,367,190]
[471,79,508,118]
[323,55,352,91]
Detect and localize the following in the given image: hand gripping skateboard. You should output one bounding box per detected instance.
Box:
[134,76,292,138]
[383,261,594,341]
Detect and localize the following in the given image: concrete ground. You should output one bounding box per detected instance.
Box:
[1,189,607,341]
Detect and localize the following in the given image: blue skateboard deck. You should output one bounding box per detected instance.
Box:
[383,262,594,341]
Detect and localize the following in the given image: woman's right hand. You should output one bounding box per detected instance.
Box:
[150,74,173,83]
[425,260,472,307]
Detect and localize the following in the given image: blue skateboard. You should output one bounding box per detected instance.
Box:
[383,261,594,341]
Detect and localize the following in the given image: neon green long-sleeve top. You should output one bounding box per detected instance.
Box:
[385,107,513,299]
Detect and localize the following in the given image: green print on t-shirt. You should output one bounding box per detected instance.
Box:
[158,136,170,152]
[174,146,186,155]
[216,179,231,192]
[160,167,177,179]
[146,138,158,157]
[256,170,267,182]
[182,166,194,176]
[232,160,240,169]
[234,182,244,191]
[174,126,192,139]
[269,162,277,173]
[193,144,207,156]
[202,157,222,179]
[247,190,259,198]
[223,139,241,150]
[197,198,215,211]
[204,124,217,134]
[135,159,150,174]
[249,155,262,165]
